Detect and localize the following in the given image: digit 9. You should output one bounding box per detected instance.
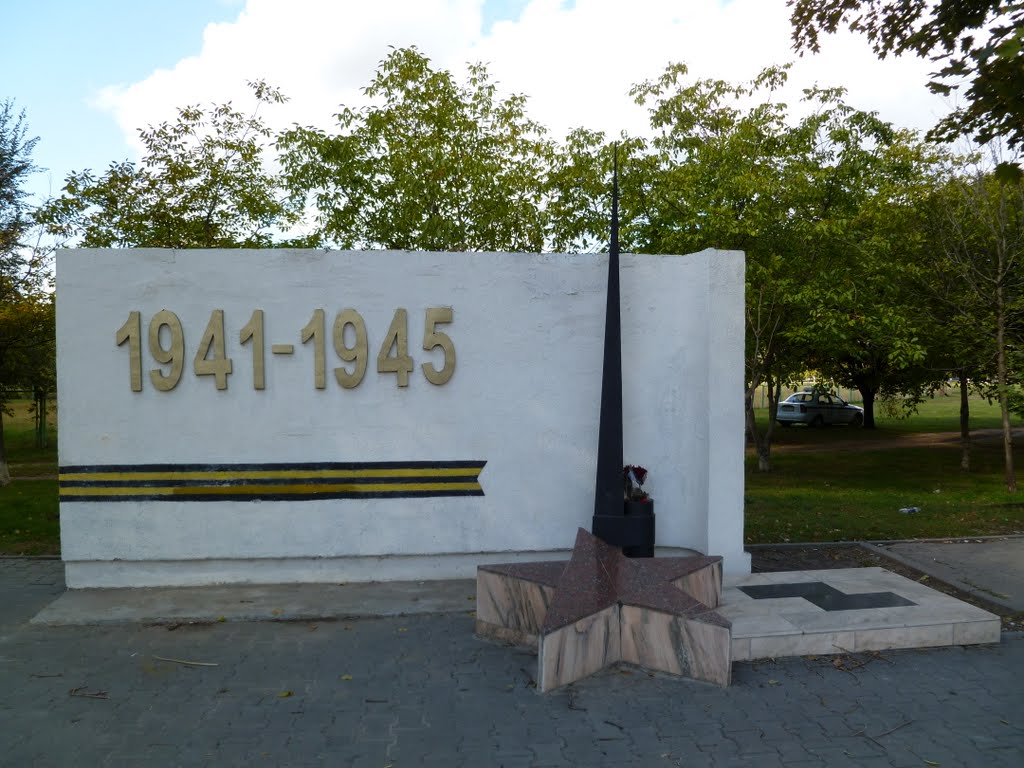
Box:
[148,310,185,390]
[333,309,368,388]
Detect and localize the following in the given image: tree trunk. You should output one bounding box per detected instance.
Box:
[744,375,777,473]
[999,391,1016,492]
[996,284,1017,492]
[34,388,47,449]
[959,373,971,472]
[0,408,10,487]
[759,377,781,472]
[859,387,878,429]
[744,381,758,442]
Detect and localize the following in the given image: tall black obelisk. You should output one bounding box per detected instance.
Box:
[591,149,655,556]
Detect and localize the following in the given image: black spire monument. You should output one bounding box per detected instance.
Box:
[591,150,655,557]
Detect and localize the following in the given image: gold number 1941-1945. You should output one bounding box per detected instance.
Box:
[116,307,456,392]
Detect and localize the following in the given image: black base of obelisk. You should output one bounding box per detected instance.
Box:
[592,509,655,558]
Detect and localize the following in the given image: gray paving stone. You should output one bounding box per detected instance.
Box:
[713,755,787,768]
[2,562,1024,766]
[726,727,781,754]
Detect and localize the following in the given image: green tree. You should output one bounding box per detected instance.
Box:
[794,130,949,428]
[544,130,652,253]
[545,128,617,253]
[37,81,305,248]
[922,153,1023,491]
[624,64,930,466]
[0,292,54,447]
[1,100,37,259]
[278,47,553,251]
[910,158,995,472]
[0,100,52,485]
[789,0,1024,179]
[624,65,819,468]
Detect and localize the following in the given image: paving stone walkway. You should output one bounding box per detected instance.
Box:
[2,558,1022,767]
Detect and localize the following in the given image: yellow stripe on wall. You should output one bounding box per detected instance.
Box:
[60,482,484,497]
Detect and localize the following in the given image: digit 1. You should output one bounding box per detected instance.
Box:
[115,311,143,391]
[239,309,266,390]
[301,308,326,389]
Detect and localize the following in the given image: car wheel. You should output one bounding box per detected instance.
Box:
[851,413,864,427]
[778,421,792,428]
[810,415,824,428]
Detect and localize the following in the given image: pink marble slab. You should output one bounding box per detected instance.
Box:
[538,605,620,691]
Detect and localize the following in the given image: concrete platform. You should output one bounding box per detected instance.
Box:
[721,567,1001,661]
[33,563,1002,669]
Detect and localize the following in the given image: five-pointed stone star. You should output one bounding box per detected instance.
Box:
[476,528,732,691]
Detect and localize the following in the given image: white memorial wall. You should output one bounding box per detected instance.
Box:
[56,248,750,587]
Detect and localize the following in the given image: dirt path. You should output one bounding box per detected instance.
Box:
[766,427,1023,454]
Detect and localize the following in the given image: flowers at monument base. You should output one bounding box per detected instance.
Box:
[623,464,650,501]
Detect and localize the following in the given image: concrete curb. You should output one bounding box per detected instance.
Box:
[859,542,998,606]
[861,540,1023,614]
[31,578,479,627]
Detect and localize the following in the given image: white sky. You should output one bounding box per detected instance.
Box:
[8,0,956,203]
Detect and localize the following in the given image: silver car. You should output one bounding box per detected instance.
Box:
[775,391,864,427]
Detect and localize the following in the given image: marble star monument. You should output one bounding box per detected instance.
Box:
[477,529,732,691]
[475,156,733,691]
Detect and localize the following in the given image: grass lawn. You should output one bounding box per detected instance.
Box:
[745,444,1024,544]
[870,390,1007,432]
[746,390,1024,543]
[1,400,59,555]
[1,390,1021,554]
[0,480,59,555]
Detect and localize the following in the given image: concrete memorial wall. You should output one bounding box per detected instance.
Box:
[56,248,749,587]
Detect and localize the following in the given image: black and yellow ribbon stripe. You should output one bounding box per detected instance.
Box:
[59,460,486,502]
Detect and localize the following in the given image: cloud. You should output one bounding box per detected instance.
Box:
[95,0,951,155]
